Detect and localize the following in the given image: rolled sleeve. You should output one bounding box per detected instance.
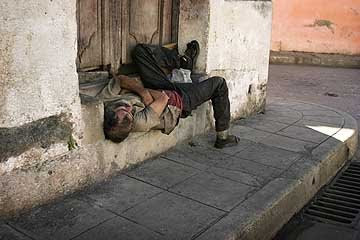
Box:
[132,106,161,132]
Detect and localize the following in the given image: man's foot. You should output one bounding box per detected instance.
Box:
[214,135,240,149]
[180,40,200,71]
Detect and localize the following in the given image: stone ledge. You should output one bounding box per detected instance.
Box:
[270,51,360,69]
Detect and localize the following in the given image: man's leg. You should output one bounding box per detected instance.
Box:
[178,77,238,148]
[132,44,196,113]
[131,44,179,90]
[179,76,230,131]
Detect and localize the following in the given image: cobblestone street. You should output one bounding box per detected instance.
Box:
[269,64,360,240]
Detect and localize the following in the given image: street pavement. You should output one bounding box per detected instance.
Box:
[268,64,360,240]
[0,64,358,240]
[268,64,360,143]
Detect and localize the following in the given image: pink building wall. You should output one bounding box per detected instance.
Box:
[271,0,360,55]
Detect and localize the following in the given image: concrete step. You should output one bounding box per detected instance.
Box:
[1,100,358,240]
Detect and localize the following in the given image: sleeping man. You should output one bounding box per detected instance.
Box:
[102,42,239,149]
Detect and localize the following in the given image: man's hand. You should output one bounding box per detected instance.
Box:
[112,72,147,96]
[148,90,169,117]
[160,91,170,101]
[140,89,153,106]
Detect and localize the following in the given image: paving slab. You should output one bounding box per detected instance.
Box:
[79,174,163,214]
[294,119,343,129]
[264,109,303,119]
[122,191,225,239]
[161,136,254,168]
[0,224,32,240]
[196,177,304,240]
[8,198,115,240]
[230,125,272,143]
[238,118,289,133]
[125,157,200,189]
[260,133,317,153]
[301,109,343,118]
[302,115,345,125]
[212,155,283,184]
[206,166,265,187]
[161,141,230,169]
[72,217,164,240]
[277,125,337,143]
[2,101,357,240]
[255,113,300,125]
[290,103,330,112]
[233,143,302,169]
[170,171,257,211]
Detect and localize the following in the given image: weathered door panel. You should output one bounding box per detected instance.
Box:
[77,0,103,70]
[103,0,122,71]
[77,0,178,69]
[121,0,175,63]
[161,0,173,44]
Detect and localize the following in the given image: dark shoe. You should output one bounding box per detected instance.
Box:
[180,40,200,71]
[180,55,193,71]
[214,135,240,149]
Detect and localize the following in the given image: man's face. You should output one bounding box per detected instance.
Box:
[114,104,133,123]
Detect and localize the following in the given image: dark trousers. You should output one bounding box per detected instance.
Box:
[132,44,230,132]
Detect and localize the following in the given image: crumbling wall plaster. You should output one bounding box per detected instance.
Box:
[0,0,82,174]
[207,0,272,118]
[0,0,80,128]
[178,0,210,73]
[178,0,272,119]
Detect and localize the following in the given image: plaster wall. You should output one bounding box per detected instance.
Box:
[0,0,80,128]
[178,0,210,73]
[207,0,272,118]
[271,0,360,55]
[0,0,83,216]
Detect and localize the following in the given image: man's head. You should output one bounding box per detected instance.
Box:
[104,103,134,143]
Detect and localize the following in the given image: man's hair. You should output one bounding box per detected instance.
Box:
[104,107,133,143]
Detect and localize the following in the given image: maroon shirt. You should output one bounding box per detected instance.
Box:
[163,90,183,112]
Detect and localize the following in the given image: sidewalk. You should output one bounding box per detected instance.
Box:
[1,100,358,240]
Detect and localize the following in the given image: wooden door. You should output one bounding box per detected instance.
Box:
[121,0,178,63]
[77,0,103,70]
[77,0,178,70]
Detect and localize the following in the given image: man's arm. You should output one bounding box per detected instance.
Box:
[147,89,169,117]
[112,73,153,106]
[131,89,169,132]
